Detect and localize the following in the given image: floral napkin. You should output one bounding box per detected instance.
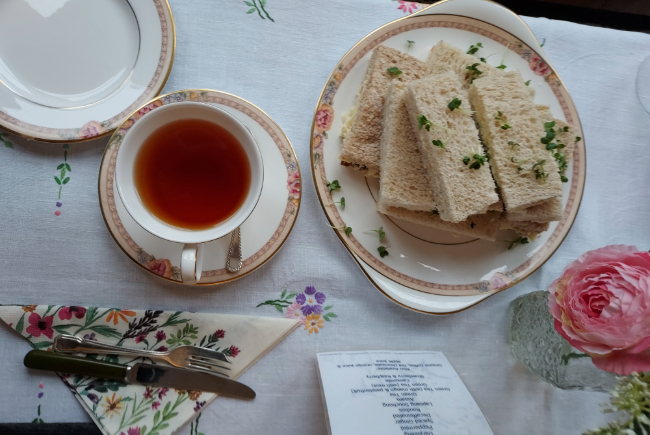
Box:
[0,304,299,435]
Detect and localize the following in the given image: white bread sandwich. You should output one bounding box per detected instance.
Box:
[425,41,501,88]
[499,216,550,240]
[339,45,427,177]
[378,81,436,212]
[404,71,499,223]
[468,70,563,212]
[378,203,502,241]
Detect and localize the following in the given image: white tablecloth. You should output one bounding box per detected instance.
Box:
[1,1,650,433]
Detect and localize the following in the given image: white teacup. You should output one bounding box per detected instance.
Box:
[115,102,264,284]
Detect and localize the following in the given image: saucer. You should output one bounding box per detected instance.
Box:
[0,0,174,142]
[99,89,301,285]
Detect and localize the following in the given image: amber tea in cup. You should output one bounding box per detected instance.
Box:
[133,118,252,230]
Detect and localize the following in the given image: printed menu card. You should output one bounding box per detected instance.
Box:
[317,351,493,435]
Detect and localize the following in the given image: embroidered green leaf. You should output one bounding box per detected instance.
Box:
[247,8,255,13]
[65,163,71,172]
[62,177,70,185]
[275,305,283,313]
[286,293,296,300]
[159,311,190,328]
[244,1,254,5]
[32,341,52,349]
[323,315,331,322]
[260,0,266,6]
[15,313,25,334]
[153,411,161,425]
[324,305,333,310]
[57,164,64,170]
[281,289,287,299]
[54,176,61,185]
[88,325,122,339]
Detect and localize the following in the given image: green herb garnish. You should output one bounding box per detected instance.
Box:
[553,152,568,182]
[508,237,530,250]
[466,63,483,82]
[417,115,432,131]
[495,111,511,130]
[497,64,507,70]
[463,153,486,170]
[407,40,415,52]
[326,179,341,193]
[480,57,487,63]
[432,139,446,149]
[387,67,402,77]
[525,80,531,86]
[366,226,386,241]
[345,226,353,236]
[575,136,581,142]
[511,156,527,172]
[501,124,511,130]
[378,246,389,258]
[334,197,345,209]
[467,42,483,55]
[448,98,462,111]
[532,160,548,183]
[562,126,570,132]
[508,141,519,149]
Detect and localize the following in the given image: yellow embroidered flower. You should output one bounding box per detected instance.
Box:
[101,393,124,418]
[105,309,136,325]
[22,305,37,313]
[305,314,324,334]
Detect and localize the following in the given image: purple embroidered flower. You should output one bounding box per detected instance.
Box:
[214,329,225,339]
[134,333,147,344]
[56,202,62,207]
[315,292,326,304]
[296,293,306,305]
[157,387,169,399]
[38,392,43,398]
[87,393,99,404]
[194,401,206,412]
[157,346,168,352]
[151,401,160,410]
[301,304,314,316]
[83,333,96,341]
[121,428,141,435]
[154,330,166,341]
[304,286,317,295]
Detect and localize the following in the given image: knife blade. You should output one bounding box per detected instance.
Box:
[24,350,255,400]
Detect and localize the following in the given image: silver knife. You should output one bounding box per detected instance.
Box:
[24,350,255,400]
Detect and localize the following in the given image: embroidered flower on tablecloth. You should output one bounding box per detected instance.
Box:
[58,306,86,320]
[529,54,551,76]
[120,427,141,435]
[257,287,337,334]
[105,309,136,325]
[22,305,37,313]
[26,313,54,339]
[395,0,419,14]
[101,393,124,418]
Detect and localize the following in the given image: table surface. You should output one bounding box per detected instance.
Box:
[1,1,650,434]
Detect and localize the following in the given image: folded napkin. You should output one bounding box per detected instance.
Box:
[0,304,299,435]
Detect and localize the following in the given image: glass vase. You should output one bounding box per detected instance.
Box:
[507,290,617,392]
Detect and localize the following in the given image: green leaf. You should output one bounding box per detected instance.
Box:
[57,164,64,170]
[247,8,255,14]
[88,325,122,338]
[324,305,333,310]
[260,0,266,6]
[275,305,283,313]
[157,423,170,431]
[65,164,71,172]
[323,316,331,322]
[281,289,287,299]
[32,341,52,349]
[163,401,172,416]
[154,410,160,425]
[15,313,25,334]
[54,176,61,185]
[286,293,296,299]
[182,340,191,345]
[4,141,13,149]
[345,227,352,236]
[326,312,338,318]
[62,177,70,185]
[244,1,254,5]
[52,324,78,334]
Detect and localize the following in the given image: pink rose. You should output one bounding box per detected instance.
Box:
[287,171,301,199]
[548,245,650,375]
[315,104,334,132]
[78,121,106,139]
[147,259,173,278]
[529,54,551,76]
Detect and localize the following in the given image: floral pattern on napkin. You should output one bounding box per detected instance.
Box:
[0,304,299,435]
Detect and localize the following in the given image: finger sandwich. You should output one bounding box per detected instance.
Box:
[339,45,427,177]
[405,71,499,223]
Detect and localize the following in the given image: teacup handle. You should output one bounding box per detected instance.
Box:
[181,244,204,284]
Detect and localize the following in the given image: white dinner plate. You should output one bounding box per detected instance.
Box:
[310,0,586,312]
[0,0,175,142]
[99,90,301,285]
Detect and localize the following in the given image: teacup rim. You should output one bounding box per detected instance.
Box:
[115,101,264,244]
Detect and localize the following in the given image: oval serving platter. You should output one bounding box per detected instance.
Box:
[311,12,585,299]
[0,0,174,142]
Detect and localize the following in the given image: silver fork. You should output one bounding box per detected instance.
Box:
[53,335,232,377]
